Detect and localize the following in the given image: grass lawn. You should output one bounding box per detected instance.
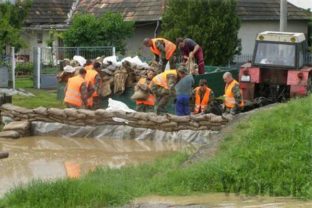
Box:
[13,76,64,109]
[15,77,34,89]
[1,96,311,207]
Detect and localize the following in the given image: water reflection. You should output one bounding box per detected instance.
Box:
[0,136,194,196]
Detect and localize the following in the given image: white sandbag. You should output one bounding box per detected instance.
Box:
[63,65,76,73]
[103,56,118,66]
[131,56,144,66]
[73,55,86,67]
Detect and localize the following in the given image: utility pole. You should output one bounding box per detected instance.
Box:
[280,0,288,32]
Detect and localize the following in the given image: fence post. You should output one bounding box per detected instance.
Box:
[37,47,41,89]
[11,47,16,90]
[112,47,116,56]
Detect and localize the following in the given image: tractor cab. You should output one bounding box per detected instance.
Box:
[239,31,312,106]
[252,31,307,69]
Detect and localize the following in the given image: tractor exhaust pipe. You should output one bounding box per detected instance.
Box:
[280,0,288,32]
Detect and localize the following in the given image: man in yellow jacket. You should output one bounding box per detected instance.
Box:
[150,69,178,115]
[64,68,88,108]
[223,72,244,114]
[143,38,176,71]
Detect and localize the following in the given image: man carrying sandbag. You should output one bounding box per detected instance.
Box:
[85,61,102,109]
[132,69,157,112]
[176,37,205,74]
[64,68,88,109]
[150,69,178,115]
[143,38,176,72]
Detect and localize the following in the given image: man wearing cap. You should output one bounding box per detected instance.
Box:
[134,69,157,112]
[143,37,176,72]
[150,69,178,115]
[57,65,76,83]
[193,79,214,114]
[176,37,205,74]
[64,68,88,109]
[174,65,194,116]
[223,72,244,115]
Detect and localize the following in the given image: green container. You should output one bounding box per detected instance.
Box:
[195,67,238,97]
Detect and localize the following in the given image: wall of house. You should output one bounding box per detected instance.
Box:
[18,30,57,62]
[239,20,309,55]
[125,22,158,60]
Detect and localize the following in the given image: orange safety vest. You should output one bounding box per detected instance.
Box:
[224,79,244,109]
[64,76,85,107]
[194,86,211,114]
[151,70,177,89]
[136,78,155,106]
[85,68,99,107]
[150,38,176,60]
[85,64,93,71]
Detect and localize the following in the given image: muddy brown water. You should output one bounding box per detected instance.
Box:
[0,136,196,196]
[1,137,311,207]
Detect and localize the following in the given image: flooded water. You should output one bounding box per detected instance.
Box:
[133,193,312,207]
[0,136,195,196]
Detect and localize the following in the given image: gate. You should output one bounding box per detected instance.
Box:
[33,46,115,89]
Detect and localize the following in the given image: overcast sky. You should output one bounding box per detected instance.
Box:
[288,0,312,10]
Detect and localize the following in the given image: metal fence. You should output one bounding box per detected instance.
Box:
[0,48,15,89]
[33,46,115,89]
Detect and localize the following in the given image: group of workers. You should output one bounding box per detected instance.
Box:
[138,37,243,115]
[134,65,243,116]
[63,61,102,109]
[63,36,244,116]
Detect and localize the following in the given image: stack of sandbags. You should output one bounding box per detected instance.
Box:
[58,55,159,97]
[1,104,231,133]
[0,120,30,139]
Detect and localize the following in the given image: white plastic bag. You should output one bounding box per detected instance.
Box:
[106,98,135,123]
[106,98,135,113]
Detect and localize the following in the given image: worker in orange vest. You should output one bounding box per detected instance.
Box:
[135,69,157,112]
[150,69,178,115]
[193,79,214,114]
[64,68,88,108]
[143,38,177,71]
[223,72,244,114]
[85,61,102,109]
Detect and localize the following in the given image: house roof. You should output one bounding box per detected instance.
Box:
[24,0,311,27]
[76,0,164,22]
[237,0,311,20]
[24,0,74,27]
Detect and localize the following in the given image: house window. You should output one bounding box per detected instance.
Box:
[37,32,43,44]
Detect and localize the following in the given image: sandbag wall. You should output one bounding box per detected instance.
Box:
[1,104,231,132]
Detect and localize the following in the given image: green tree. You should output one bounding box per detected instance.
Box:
[0,0,32,56]
[64,12,134,54]
[161,0,241,66]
